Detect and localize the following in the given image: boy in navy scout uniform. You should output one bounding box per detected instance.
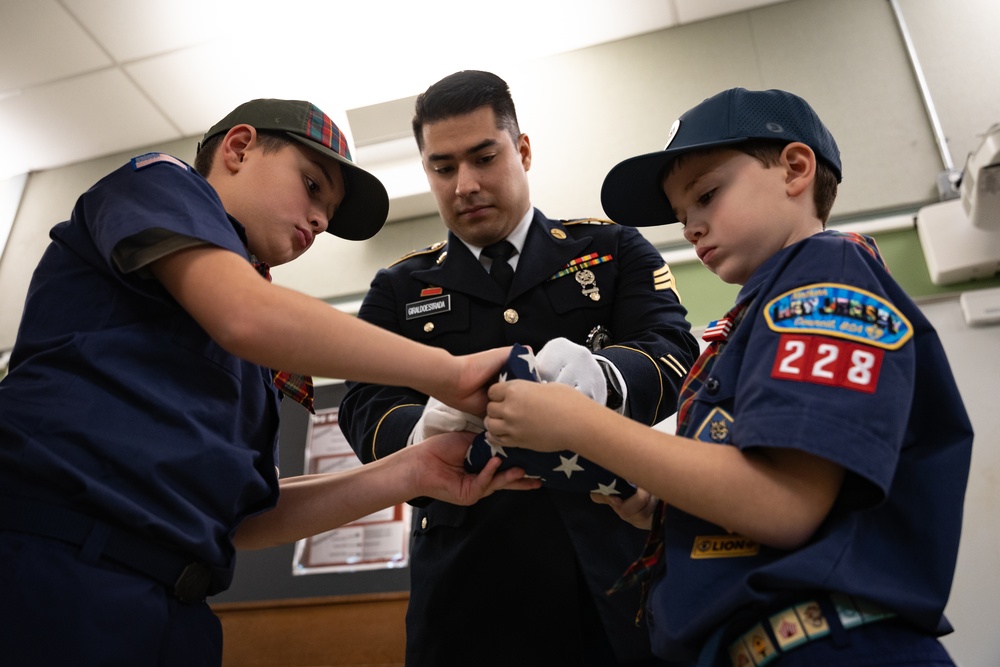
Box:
[339,71,700,666]
[483,88,973,666]
[0,98,539,666]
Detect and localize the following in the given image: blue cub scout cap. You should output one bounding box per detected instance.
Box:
[600,88,842,226]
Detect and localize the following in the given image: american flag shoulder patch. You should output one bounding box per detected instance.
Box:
[703,317,734,342]
[131,152,189,172]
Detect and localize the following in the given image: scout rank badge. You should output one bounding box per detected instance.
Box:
[548,253,612,301]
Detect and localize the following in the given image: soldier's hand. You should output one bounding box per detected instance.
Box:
[411,397,485,444]
[535,338,607,405]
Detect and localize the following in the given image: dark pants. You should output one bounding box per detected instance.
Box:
[0,531,223,666]
[404,490,666,666]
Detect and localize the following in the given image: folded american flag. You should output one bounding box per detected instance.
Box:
[466,343,636,498]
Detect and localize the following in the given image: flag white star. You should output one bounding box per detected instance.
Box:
[499,371,508,383]
[517,352,537,375]
[592,479,622,496]
[552,453,585,478]
[485,436,507,458]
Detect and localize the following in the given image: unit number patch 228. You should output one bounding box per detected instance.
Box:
[771,334,883,393]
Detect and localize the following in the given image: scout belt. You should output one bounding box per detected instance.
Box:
[0,495,222,603]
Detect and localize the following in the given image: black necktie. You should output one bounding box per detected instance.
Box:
[481,240,516,296]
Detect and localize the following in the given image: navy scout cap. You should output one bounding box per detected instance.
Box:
[601,88,842,226]
[200,99,390,241]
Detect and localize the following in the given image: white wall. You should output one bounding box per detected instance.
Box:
[917,297,1000,667]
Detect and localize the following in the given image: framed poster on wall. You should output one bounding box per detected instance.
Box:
[292,406,410,574]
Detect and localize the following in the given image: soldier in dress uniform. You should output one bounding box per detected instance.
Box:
[339,71,700,667]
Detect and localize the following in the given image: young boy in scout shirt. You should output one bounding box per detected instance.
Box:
[484,88,973,666]
[0,98,538,666]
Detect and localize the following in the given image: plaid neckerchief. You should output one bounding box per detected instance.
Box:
[608,299,751,622]
[251,255,315,413]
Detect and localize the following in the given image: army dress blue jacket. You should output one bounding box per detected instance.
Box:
[340,209,699,665]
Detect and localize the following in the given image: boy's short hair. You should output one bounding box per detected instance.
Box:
[412,70,521,152]
[670,139,839,222]
[601,88,842,226]
[194,132,293,177]
[195,99,389,241]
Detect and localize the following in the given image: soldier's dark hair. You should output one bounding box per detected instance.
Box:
[412,70,521,152]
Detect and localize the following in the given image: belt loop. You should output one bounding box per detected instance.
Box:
[79,519,112,565]
[818,595,850,649]
[695,621,731,667]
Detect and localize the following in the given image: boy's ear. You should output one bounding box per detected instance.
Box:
[219,124,256,174]
[781,142,816,198]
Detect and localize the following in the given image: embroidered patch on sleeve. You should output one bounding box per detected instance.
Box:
[771,334,884,393]
[653,262,680,300]
[764,283,912,350]
[692,407,734,443]
[130,152,189,171]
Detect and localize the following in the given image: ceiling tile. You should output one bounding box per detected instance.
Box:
[0,68,180,177]
[347,97,419,147]
[0,0,723,179]
[0,0,111,93]
[126,41,362,141]
[61,0,225,62]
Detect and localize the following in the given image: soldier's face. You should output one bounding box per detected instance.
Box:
[419,106,532,247]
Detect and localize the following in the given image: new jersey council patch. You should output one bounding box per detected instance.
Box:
[764,283,912,350]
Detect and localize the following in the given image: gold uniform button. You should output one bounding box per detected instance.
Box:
[423,321,435,333]
[503,309,519,324]
[550,228,567,239]
[421,517,428,529]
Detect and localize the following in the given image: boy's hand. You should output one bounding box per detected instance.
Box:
[412,431,541,505]
[433,347,511,417]
[484,379,588,453]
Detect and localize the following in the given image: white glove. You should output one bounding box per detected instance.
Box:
[534,337,608,405]
[409,396,485,444]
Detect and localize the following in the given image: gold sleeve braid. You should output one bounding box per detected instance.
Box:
[371,403,423,460]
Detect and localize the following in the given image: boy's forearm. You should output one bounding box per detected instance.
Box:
[153,246,458,393]
[529,397,841,549]
[233,455,418,550]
